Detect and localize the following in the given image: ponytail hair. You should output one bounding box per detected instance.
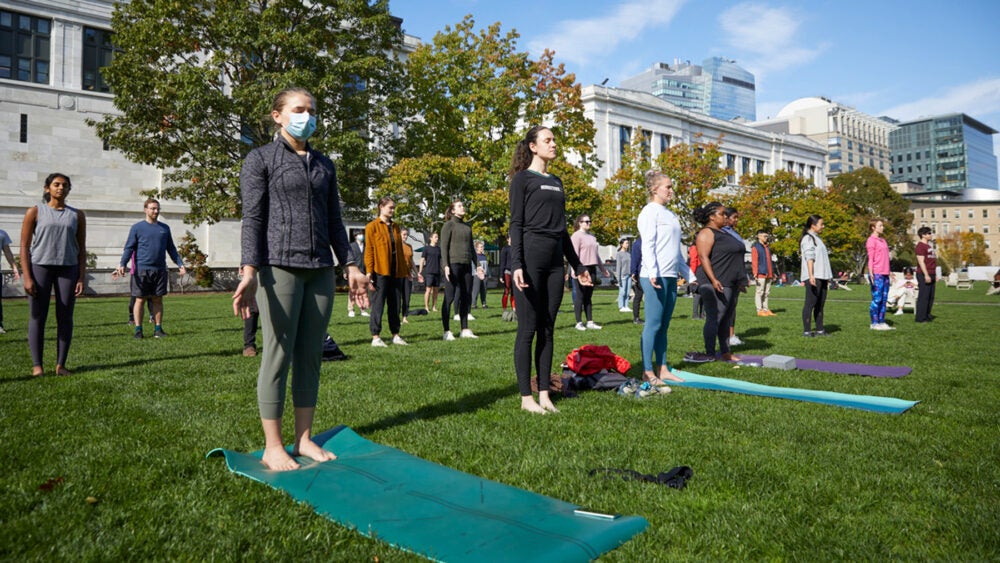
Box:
[644,169,672,198]
[509,125,549,177]
[801,214,822,244]
[43,172,71,203]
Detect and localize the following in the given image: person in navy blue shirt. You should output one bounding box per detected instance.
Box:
[114,198,186,339]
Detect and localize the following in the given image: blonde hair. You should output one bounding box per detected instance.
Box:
[644,170,672,198]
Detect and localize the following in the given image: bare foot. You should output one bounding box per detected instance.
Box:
[31,366,44,377]
[659,367,684,382]
[294,438,337,464]
[520,397,547,414]
[55,365,72,376]
[261,446,300,471]
[643,370,665,386]
[721,353,741,362]
[539,401,560,413]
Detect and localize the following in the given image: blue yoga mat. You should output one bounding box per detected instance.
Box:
[209,426,647,562]
[670,370,918,414]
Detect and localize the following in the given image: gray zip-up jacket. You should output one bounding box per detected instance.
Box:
[240,137,353,269]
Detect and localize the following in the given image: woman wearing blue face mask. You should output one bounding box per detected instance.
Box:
[234,87,369,471]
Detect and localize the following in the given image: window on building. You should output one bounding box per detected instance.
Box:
[869,158,874,167]
[920,209,925,218]
[931,210,935,219]
[848,153,854,163]
[726,154,736,183]
[640,130,651,160]
[756,159,765,174]
[0,8,51,83]
[906,153,911,161]
[942,224,949,234]
[19,113,27,143]
[984,209,989,218]
[619,125,631,162]
[969,226,974,233]
[659,133,670,154]
[955,210,960,218]
[83,27,117,92]
[968,210,974,218]
[847,140,853,149]
[984,226,990,234]
[741,156,750,177]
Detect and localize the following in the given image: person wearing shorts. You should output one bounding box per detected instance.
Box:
[115,198,186,339]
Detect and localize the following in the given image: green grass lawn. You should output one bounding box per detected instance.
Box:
[1,284,998,561]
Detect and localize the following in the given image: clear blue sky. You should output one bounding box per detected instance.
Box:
[390,0,1000,187]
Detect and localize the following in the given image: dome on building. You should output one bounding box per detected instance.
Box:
[776,97,834,118]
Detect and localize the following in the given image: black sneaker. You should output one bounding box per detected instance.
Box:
[134,330,144,339]
[814,331,829,337]
[633,319,644,325]
[802,331,814,337]
[154,329,167,338]
[684,351,716,363]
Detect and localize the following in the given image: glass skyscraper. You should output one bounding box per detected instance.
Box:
[889,113,999,191]
[621,57,756,121]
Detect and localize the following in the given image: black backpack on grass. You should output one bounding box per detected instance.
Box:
[322,334,348,361]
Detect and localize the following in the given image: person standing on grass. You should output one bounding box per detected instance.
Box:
[637,170,690,389]
[684,202,743,364]
[751,229,776,317]
[0,227,21,335]
[233,87,368,472]
[866,218,894,331]
[508,125,589,414]
[721,207,747,347]
[615,238,632,312]
[20,172,86,377]
[914,226,937,323]
[419,232,442,312]
[570,214,608,331]
[440,199,482,340]
[399,228,417,325]
[630,235,644,324]
[499,234,516,321]
[470,240,489,309]
[346,232,369,318]
[800,214,832,337]
[364,197,408,347]
[114,198,187,339]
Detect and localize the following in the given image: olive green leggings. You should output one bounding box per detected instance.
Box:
[256,266,334,419]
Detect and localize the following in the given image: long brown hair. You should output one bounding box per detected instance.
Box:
[509,125,549,177]
[444,199,463,221]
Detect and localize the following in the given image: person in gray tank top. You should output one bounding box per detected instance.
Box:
[20,173,87,376]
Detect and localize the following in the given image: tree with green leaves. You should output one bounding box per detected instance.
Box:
[593,127,652,244]
[376,16,600,244]
[828,167,914,276]
[89,0,407,225]
[937,231,990,273]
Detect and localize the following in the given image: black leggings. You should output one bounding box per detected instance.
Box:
[401,278,412,316]
[29,264,79,367]
[573,265,597,323]
[513,236,565,396]
[699,284,737,355]
[442,263,473,332]
[802,279,829,332]
[370,274,402,336]
[631,277,643,320]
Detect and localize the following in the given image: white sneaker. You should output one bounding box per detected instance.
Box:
[443,331,456,341]
[728,336,743,346]
[880,323,896,330]
[619,306,631,312]
[894,309,904,315]
[467,314,476,321]
[371,337,387,347]
[454,314,461,321]
[0,326,6,334]
[575,322,587,331]
[361,311,370,317]
[348,310,355,318]
[459,329,478,339]
[392,335,408,345]
[586,321,602,330]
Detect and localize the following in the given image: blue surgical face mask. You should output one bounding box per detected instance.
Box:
[285,112,317,141]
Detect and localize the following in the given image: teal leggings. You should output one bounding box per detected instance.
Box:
[640,277,677,371]
[256,266,334,419]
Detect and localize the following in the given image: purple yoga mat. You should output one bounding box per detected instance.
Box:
[736,355,911,378]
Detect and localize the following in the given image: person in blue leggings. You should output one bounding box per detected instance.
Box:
[637,170,690,389]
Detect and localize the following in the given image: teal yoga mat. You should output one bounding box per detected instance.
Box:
[670,370,919,414]
[209,426,647,562]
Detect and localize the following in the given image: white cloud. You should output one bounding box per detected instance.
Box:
[528,0,686,66]
[718,3,827,78]
[878,78,1000,123]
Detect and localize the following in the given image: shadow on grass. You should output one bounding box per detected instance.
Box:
[69,348,239,374]
[354,383,519,435]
